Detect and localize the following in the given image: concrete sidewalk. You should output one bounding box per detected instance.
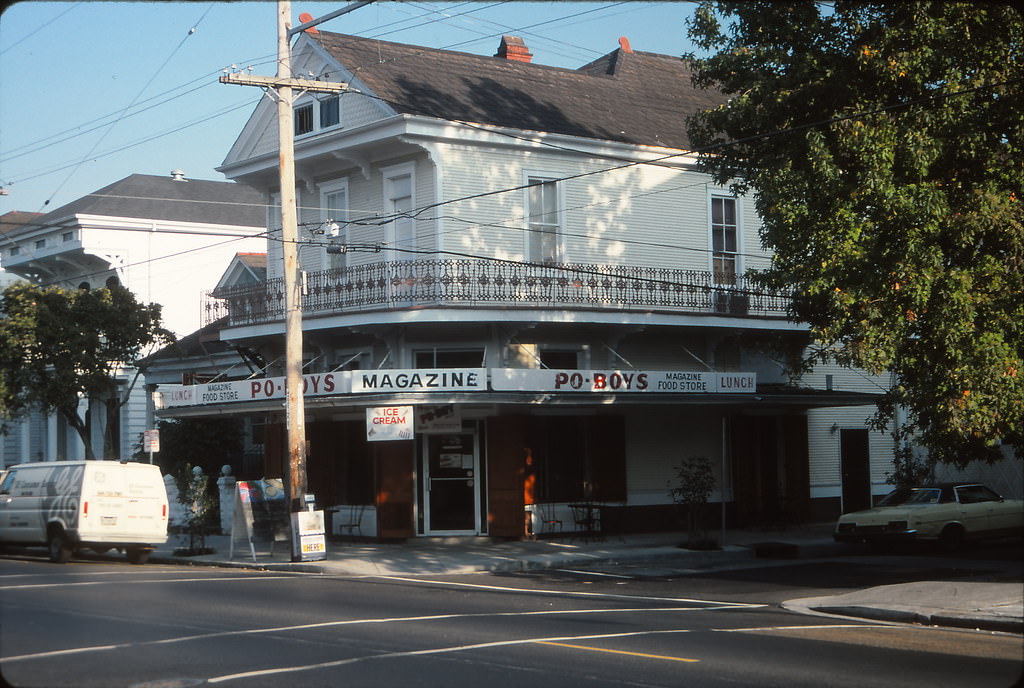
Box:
[150,525,1023,635]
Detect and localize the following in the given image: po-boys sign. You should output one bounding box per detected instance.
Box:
[158,368,756,408]
[489,369,756,393]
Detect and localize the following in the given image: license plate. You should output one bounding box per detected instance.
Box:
[101,516,117,526]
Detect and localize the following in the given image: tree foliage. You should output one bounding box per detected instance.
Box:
[148,417,244,480]
[0,280,174,459]
[686,2,1023,466]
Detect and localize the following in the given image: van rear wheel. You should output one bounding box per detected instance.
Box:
[126,548,150,565]
[48,532,72,564]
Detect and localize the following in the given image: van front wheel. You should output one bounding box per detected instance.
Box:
[48,532,72,564]
[126,548,150,565]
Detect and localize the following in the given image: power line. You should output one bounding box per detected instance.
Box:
[33,3,216,212]
[10,99,256,185]
[0,2,83,57]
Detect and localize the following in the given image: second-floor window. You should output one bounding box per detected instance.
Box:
[384,168,415,256]
[711,196,738,285]
[527,177,561,264]
[321,181,348,269]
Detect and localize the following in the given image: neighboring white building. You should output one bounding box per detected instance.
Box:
[146,33,893,539]
[0,174,265,465]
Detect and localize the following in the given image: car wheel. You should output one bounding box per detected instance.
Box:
[48,531,72,564]
[126,547,150,565]
[939,524,965,551]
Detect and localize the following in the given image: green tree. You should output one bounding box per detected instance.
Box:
[686,2,1023,466]
[667,456,717,547]
[0,280,174,459]
[148,417,244,481]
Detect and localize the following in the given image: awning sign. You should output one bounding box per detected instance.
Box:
[489,369,756,393]
[366,406,414,441]
[352,368,485,393]
[416,404,462,433]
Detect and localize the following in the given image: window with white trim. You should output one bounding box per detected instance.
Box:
[294,95,341,136]
[711,196,738,285]
[527,177,561,264]
[319,95,340,128]
[320,180,349,269]
[267,193,282,279]
[384,167,415,256]
[294,103,313,135]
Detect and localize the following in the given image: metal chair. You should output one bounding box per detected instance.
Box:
[335,504,365,541]
[535,502,563,536]
[570,502,602,541]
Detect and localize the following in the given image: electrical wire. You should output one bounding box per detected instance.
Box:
[0,2,83,57]
[33,3,216,212]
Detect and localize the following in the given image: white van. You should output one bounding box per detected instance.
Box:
[0,460,169,564]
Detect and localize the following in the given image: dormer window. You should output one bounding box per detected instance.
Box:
[294,103,314,135]
[294,95,341,136]
[319,95,340,128]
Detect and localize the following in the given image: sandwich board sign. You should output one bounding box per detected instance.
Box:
[228,479,290,561]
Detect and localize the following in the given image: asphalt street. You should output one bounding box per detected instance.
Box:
[0,555,1021,688]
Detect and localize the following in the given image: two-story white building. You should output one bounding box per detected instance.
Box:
[147,33,893,539]
[0,173,265,464]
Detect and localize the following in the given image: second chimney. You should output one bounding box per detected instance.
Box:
[495,36,533,63]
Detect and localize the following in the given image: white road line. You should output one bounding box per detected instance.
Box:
[208,623,894,683]
[556,569,635,579]
[1,606,747,664]
[207,628,698,683]
[371,575,763,607]
[0,575,295,591]
[714,624,882,632]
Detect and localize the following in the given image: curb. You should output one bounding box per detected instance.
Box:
[813,605,1024,635]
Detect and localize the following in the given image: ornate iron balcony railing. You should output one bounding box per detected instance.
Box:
[203,259,790,327]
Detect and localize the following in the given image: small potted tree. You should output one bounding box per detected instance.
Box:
[667,456,718,550]
[173,464,217,555]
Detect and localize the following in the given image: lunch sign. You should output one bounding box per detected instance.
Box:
[159,368,756,408]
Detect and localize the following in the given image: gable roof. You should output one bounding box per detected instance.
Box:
[213,252,267,295]
[33,174,266,228]
[310,32,725,151]
[0,211,44,238]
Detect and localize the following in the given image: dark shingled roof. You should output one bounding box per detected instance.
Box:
[313,32,725,150]
[0,211,44,237]
[34,174,266,228]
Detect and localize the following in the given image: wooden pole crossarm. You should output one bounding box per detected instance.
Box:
[219,73,348,94]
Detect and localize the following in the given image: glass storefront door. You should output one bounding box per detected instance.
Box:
[424,432,479,534]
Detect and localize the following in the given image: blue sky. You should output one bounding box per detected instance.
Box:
[0,1,701,215]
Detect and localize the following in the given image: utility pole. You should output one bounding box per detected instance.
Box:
[220,0,351,561]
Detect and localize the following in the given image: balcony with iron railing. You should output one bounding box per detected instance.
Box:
[203,259,791,328]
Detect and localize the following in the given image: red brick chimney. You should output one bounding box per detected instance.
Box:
[495,35,533,63]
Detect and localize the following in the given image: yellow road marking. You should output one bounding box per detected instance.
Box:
[538,641,700,663]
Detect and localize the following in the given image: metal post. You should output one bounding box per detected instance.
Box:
[721,415,727,548]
